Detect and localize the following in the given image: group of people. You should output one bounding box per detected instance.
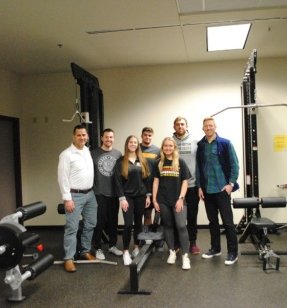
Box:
[57,116,239,273]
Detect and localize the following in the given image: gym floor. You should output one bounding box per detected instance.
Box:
[1,227,287,308]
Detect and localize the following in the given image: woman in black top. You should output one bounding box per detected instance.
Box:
[153,137,191,270]
[114,135,151,266]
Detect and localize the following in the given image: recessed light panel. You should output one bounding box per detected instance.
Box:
[207,23,251,51]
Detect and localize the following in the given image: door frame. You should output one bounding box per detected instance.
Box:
[0,115,22,209]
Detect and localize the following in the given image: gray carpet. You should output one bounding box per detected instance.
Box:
[1,227,287,308]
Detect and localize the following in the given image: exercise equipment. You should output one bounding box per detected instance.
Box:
[0,202,54,301]
[62,82,92,124]
[118,212,164,295]
[212,50,287,235]
[54,259,117,265]
[233,197,287,270]
[277,184,287,190]
[70,62,104,150]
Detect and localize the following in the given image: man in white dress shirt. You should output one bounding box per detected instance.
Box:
[58,124,98,272]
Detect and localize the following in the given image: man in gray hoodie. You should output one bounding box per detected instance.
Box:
[173,116,200,254]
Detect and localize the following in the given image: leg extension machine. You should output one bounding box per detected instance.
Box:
[233,197,286,270]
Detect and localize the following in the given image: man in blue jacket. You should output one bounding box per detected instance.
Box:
[196,117,239,265]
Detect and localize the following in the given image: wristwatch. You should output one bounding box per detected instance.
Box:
[178,196,184,200]
[229,183,234,188]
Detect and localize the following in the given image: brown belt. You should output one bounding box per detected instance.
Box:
[70,188,92,194]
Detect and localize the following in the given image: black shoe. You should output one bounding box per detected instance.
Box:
[225,253,238,265]
[201,249,222,259]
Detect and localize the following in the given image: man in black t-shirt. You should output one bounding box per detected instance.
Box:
[140,127,160,226]
[91,128,122,260]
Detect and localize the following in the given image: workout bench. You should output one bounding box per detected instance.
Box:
[233,197,287,270]
[118,212,164,295]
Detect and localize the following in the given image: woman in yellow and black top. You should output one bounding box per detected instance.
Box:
[153,137,191,270]
[114,135,151,266]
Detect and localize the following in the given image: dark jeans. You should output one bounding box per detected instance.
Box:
[122,195,145,250]
[93,195,119,249]
[186,187,200,244]
[204,191,238,254]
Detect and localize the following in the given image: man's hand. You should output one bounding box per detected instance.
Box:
[223,184,233,195]
[198,188,204,200]
[64,200,75,213]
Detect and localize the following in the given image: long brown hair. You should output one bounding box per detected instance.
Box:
[121,135,150,179]
[158,137,179,172]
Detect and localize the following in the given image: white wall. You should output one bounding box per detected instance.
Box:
[19,73,76,226]
[255,58,287,221]
[1,58,286,225]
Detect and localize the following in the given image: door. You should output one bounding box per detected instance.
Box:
[0,115,22,218]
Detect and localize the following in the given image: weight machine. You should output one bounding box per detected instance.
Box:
[212,50,287,269]
[233,197,287,270]
[0,202,54,302]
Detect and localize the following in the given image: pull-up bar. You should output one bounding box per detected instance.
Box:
[211,103,287,117]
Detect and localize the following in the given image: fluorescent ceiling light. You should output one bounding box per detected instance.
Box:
[207,23,251,51]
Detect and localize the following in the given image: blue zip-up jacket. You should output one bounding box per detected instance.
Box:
[196,134,239,192]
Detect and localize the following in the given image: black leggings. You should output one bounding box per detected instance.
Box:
[122,195,145,250]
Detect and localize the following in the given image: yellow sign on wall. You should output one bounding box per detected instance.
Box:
[274,135,287,152]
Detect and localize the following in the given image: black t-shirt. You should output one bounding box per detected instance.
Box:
[154,158,191,207]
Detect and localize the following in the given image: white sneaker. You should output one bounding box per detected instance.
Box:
[132,247,140,258]
[109,246,123,256]
[96,249,105,260]
[123,251,132,266]
[182,253,191,270]
[167,249,176,264]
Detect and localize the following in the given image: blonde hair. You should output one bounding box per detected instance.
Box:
[158,137,179,172]
[121,135,150,179]
[203,117,215,125]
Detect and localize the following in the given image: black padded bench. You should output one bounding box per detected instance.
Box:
[233,197,286,270]
[118,212,164,295]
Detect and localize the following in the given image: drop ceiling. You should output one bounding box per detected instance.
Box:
[0,0,287,75]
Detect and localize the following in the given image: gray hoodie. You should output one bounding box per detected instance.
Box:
[173,132,197,188]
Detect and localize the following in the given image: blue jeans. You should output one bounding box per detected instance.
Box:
[64,191,97,260]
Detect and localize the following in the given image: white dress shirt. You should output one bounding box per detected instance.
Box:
[58,144,94,201]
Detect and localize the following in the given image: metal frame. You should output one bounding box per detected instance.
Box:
[118,243,155,295]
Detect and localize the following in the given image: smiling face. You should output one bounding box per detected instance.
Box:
[73,128,88,149]
[174,118,187,137]
[162,138,176,158]
[101,131,114,150]
[127,136,138,153]
[203,119,217,140]
[141,131,153,147]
